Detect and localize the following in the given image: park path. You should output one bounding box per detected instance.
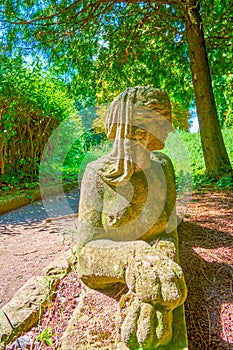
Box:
[0,189,80,225]
[0,189,80,306]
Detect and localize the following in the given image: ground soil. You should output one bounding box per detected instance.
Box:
[1,189,233,349]
[0,215,77,306]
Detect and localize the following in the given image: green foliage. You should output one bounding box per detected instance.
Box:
[53,127,232,191]
[202,0,233,127]
[177,131,205,177]
[171,102,190,131]
[0,0,230,127]
[215,174,233,188]
[35,327,54,346]
[2,0,230,128]
[177,128,233,188]
[0,1,193,118]
[159,127,232,190]
[63,137,111,182]
[0,55,77,184]
[0,0,232,181]
[211,74,233,127]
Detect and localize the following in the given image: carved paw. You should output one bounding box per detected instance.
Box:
[126,248,187,308]
[116,247,187,349]
[116,292,173,349]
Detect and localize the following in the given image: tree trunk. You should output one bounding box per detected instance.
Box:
[184,1,231,175]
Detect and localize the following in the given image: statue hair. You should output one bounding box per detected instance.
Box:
[99,86,171,185]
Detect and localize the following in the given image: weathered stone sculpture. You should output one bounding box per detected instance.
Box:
[75,86,187,349]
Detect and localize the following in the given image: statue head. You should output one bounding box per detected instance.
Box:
[106,86,172,148]
[101,86,172,185]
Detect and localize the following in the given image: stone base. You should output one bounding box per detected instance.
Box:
[61,285,188,350]
[0,249,77,345]
[168,305,188,350]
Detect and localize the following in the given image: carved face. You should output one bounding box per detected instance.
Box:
[127,105,172,150]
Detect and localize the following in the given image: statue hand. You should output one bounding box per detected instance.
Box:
[116,247,187,349]
[126,247,186,308]
[117,291,174,349]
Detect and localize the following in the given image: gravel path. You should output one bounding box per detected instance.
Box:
[0,188,80,306]
[0,189,80,225]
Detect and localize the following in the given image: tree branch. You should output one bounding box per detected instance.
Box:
[1,0,183,26]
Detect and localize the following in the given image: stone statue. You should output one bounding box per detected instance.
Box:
[76,86,187,349]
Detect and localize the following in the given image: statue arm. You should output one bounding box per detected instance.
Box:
[150,152,179,261]
[77,162,104,245]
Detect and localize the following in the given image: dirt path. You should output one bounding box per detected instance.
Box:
[1,189,233,349]
[0,214,78,306]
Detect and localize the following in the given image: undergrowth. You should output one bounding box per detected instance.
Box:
[177,128,232,189]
